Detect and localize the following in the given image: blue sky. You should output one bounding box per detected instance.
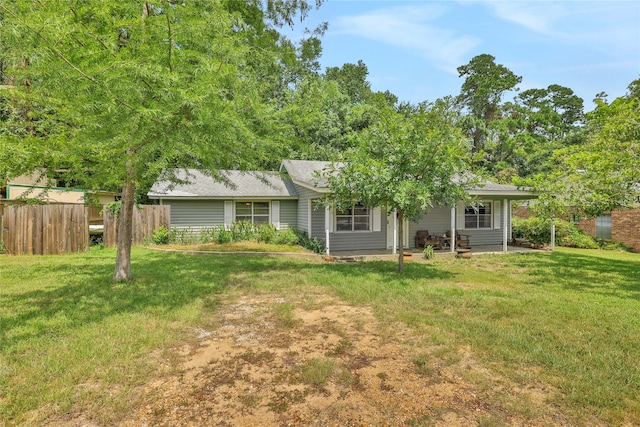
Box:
[285,0,640,110]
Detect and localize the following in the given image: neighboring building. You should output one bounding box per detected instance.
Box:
[573,209,640,253]
[514,204,640,254]
[148,160,537,253]
[2,172,118,205]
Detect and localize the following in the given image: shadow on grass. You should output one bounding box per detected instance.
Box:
[512,250,640,299]
[0,250,454,351]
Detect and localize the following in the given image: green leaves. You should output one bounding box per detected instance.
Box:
[525,78,640,218]
[325,98,475,223]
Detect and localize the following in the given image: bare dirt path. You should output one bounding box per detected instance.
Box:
[119,291,577,427]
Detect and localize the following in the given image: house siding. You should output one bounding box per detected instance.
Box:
[309,204,387,251]
[279,200,298,230]
[408,207,452,248]
[456,199,506,246]
[166,199,297,231]
[292,184,324,235]
[169,200,224,229]
[408,201,510,248]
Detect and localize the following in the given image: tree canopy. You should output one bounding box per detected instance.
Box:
[524,78,640,218]
[0,0,322,280]
[324,97,476,271]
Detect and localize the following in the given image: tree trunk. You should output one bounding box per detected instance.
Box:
[397,211,404,272]
[113,163,136,282]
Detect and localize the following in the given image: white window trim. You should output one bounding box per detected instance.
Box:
[234,200,271,225]
[334,203,373,233]
[463,201,494,230]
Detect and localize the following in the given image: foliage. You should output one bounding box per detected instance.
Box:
[324,97,476,271]
[512,217,598,248]
[0,0,322,281]
[164,222,324,253]
[526,78,640,218]
[292,229,325,254]
[103,201,121,218]
[151,225,170,245]
[456,54,522,155]
[422,245,435,260]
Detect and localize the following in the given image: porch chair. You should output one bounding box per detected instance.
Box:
[446,230,471,249]
[415,230,442,250]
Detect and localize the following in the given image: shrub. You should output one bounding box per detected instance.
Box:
[512,217,599,249]
[422,245,435,260]
[152,225,170,245]
[215,228,233,244]
[228,221,255,242]
[256,223,277,243]
[272,228,300,246]
[596,239,632,252]
[292,229,325,254]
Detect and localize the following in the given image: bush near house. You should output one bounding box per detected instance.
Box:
[513,217,599,249]
[157,222,326,254]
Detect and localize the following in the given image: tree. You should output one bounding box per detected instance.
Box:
[525,78,640,218]
[325,60,372,104]
[457,54,521,155]
[486,84,585,179]
[0,0,321,281]
[324,97,476,272]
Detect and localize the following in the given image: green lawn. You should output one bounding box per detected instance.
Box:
[1,247,639,425]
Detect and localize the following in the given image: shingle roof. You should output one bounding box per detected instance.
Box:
[280,159,335,189]
[149,163,535,200]
[280,159,533,196]
[148,169,297,199]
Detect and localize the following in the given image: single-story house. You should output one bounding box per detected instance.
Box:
[148,160,537,253]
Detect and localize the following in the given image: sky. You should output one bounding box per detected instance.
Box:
[284,0,640,110]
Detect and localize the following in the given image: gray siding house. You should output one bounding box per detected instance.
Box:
[148,160,536,253]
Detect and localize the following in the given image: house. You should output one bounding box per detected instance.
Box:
[148,160,537,253]
[2,172,118,205]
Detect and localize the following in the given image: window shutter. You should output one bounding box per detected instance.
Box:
[456,202,465,230]
[224,201,233,229]
[372,207,381,232]
[493,200,501,229]
[271,201,280,230]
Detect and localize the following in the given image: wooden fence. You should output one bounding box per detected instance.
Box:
[103,205,170,247]
[1,204,89,255]
[0,204,170,254]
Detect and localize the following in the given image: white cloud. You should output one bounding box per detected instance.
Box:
[482,1,567,35]
[331,5,480,73]
[481,1,640,54]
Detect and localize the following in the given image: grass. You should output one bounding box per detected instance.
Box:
[1,246,639,425]
[159,240,313,253]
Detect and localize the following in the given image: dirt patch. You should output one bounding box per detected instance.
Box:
[119,293,577,426]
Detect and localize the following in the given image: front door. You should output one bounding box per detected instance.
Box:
[386,211,409,249]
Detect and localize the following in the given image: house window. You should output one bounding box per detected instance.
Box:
[595,214,612,240]
[336,203,370,232]
[464,202,492,229]
[235,201,269,225]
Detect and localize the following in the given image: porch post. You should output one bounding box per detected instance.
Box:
[325,206,331,256]
[551,217,555,252]
[392,210,398,255]
[450,206,456,253]
[503,198,509,253]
